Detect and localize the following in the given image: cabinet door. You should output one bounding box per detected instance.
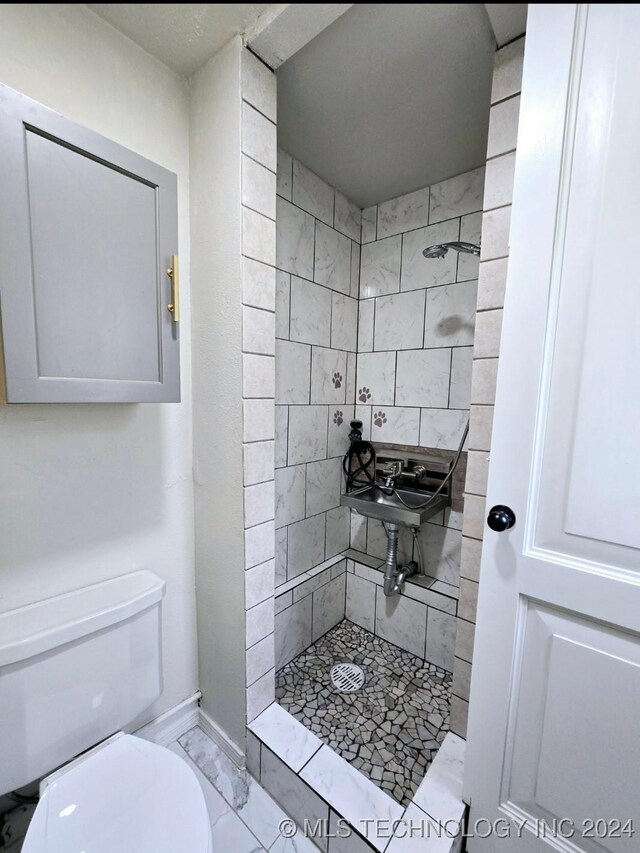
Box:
[0,84,180,402]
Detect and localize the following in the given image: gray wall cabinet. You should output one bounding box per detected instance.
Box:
[0,84,180,402]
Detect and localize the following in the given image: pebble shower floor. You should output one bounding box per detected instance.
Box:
[276,620,452,807]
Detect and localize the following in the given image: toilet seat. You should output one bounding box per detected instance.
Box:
[22,733,212,853]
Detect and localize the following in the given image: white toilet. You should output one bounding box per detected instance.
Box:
[0,571,212,852]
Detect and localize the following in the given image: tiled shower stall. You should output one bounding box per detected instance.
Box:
[237,28,525,834]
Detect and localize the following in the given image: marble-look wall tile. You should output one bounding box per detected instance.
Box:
[481,206,511,260]
[335,192,361,242]
[470,357,498,405]
[287,405,328,465]
[275,526,287,586]
[492,36,525,104]
[465,450,489,497]
[260,747,329,835]
[449,347,474,409]
[460,535,482,583]
[426,608,457,671]
[306,457,342,516]
[450,695,469,740]
[419,525,462,586]
[370,406,420,445]
[360,236,401,298]
[419,408,468,451]
[244,399,274,443]
[325,506,350,556]
[292,160,334,226]
[290,276,331,347]
[312,574,346,641]
[461,494,486,542]
[242,155,276,220]
[477,257,508,311]
[276,148,293,200]
[452,656,472,701]
[330,293,358,352]
[276,197,314,278]
[346,353,357,405]
[356,351,396,406]
[244,440,275,486]
[243,257,275,312]
[468,404,494,452]
[287,513,326,578]
[246,633,275,686]
[310,347,347,406]
[396,349,450,407]
[327,404,353,458]
[244,479,275,528]
[484,151,516,211]
[275,591,292,614]
[244,306,275,356]
[245,559,275,609]
[245,729,262,779]
[350,242,361,298]
[374,290,425,351]
[375,587,427,658]
[458,211,482,282]
[429,167,485,223]
[275,271,290,339]
[275,339,310,404]
[242,102,277,171]
[458,578,479,623]
[355,405,371,439]
[473,309,503,358]
[247,596,275,648]
[361,205,377,243]
[350,513,368,552]
[247,667,275,724]
[243,353,275,398]
[274,406,288,468]
[346,573,376,632]
[424,280,478,348]
[243,207,276,266]
[314,222,351,295]
[245,520,275,570]
[377,185,430,239]
[357,299,374,353]
[400,219,459,291]
[243,49,277,121]
[275,464,306,528]
[275,596,312,668]
[487,95,521,158]
[455,615,476,663]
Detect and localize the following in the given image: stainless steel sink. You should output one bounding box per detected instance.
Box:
[341,485,449,528]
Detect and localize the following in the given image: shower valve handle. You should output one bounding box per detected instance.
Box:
[487,505,516,532]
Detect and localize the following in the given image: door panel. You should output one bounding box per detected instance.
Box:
[0,83,179,402]
[465,6,640,851]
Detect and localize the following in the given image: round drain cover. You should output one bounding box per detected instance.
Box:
[330,663,365,693]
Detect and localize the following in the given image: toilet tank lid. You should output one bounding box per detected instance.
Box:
[0,570,165,667]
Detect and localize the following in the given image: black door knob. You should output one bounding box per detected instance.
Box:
[487,505,516,532]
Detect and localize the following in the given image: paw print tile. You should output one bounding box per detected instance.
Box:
[333,410,343,426]
[374,411,387,428]
[358,387,372,403]
[332,372,343,389]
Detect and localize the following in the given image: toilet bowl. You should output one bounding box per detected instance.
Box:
[0,571,212,851]
[22,733,213,853]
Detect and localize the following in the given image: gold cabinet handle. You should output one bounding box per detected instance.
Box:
[167,255,179,323]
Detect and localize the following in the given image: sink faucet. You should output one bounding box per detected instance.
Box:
[380,461,427,493]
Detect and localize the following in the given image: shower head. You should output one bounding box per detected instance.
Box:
[422,241,481,259]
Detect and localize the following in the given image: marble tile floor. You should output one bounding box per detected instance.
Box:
[276,620,451,807]
[0,735,318,853]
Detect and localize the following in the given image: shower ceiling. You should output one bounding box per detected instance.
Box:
[277,4,517,208]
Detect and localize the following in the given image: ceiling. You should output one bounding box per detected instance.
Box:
[485,3,527,46]
[277,4,501,208]
[87,3,272,77]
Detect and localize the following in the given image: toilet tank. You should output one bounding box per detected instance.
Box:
[0,571,165,795]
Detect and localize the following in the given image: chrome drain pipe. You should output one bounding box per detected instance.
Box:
[383,523,400,597]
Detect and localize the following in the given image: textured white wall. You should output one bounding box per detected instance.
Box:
[0,4,197,723]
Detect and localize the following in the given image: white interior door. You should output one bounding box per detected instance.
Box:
[464,5,640,851]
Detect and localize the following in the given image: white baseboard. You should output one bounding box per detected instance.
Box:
[135,692,201,747]
[198,707,245,768]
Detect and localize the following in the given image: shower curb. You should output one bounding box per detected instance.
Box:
[247,702,466,852]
